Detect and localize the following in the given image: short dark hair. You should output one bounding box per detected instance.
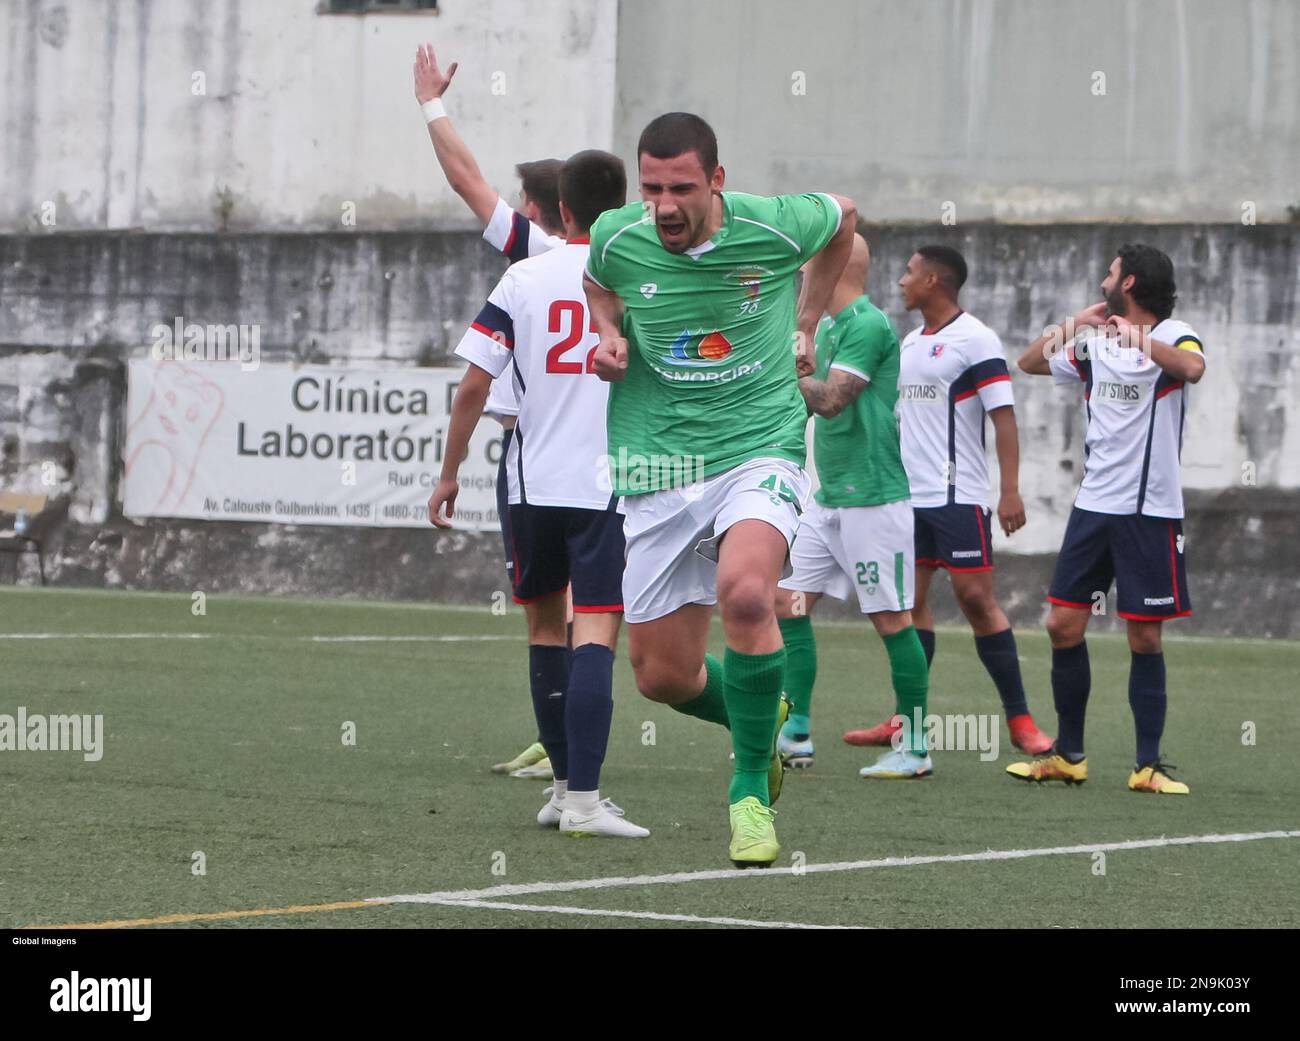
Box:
[1116,243,1177,321]
[515,158,563,234]
[916,244,968,296]
[559,150,627,232]
[637,112,719,176]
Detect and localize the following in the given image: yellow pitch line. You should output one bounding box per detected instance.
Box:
[30,899,390,930]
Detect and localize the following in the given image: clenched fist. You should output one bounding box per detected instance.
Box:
[592,336,629,382]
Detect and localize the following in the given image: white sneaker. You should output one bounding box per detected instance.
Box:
[859,748,934,779]
[559,804,649,838]
[538,795,625,829]
[777,731,814,769]
[537,795,565,828]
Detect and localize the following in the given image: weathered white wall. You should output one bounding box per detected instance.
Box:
[615,0,1300,222]
[0,0,617,231]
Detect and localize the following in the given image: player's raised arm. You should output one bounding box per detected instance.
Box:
[795,194,857,377]
[428,364,493,528]
[1018,302,1107,376]
[1112,317,1207,384]
[583,272,628,382]
[414,42,499,227]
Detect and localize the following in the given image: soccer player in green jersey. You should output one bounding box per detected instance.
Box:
[774,234,933,778]
[583,112,856,866]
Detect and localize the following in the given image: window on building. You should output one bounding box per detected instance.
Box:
[319,0,438,14]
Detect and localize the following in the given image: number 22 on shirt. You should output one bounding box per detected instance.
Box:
[546,300,598,375]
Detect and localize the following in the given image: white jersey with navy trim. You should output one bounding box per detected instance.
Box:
[1050,318,1204,518]
[480,197,565,419]
[483,195,566,265]
[453,242,613,510]
[897,311,1015,509]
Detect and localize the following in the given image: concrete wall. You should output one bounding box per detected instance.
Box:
[615,0,1300,221]
[3,224,1298,636]
[8,0,1298,231]
[0,0,617,232]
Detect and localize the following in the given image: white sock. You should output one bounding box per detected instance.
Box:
[565,789,599,815]
[552,780,568,802]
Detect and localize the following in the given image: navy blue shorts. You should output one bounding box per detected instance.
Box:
[508,503,625,612]
[1048,507,1192,621]
[496,427,514,582]
[914,503,994,572]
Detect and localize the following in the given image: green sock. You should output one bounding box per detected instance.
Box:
[884,626,929,754]
[777,616,816,735]
[668,653,730,728]
[723,646,785,805]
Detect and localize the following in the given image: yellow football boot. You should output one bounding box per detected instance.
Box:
[728,797,779,868]
[1128,761,1189,795]
[1006,753,1088,785]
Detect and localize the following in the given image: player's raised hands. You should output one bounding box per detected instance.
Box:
[998,489,1026,536]
[1105,312,1146,350]
[428,477,460,528]
[1071,301,1109,330]
[414,43,458,103]
[592,336,629,382]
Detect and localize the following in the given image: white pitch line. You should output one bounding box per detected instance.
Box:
[418,897,846,929]
[304,635,518,643]
[0,632,519,643]
[0,632,214,640]
[375,830,1300,905]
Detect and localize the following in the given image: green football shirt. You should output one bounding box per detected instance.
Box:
[811,294,911,508]
[586,191,841,496]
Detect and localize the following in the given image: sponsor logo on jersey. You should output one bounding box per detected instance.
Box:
[664,329,734,367]
[929,343,945,358]
[648,359,762,384]
[899,384,939,400]
[640,283,658,299]
[1095,380,1143,402]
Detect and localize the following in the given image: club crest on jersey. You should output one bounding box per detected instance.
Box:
[665,330,734,367]
[724,266,774,304]
[929,343,945,358]
[640,283,658,299]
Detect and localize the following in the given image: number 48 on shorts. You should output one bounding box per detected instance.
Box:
[759,473,801,512]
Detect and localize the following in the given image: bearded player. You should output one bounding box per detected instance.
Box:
[1010,244,1204,794]
[584,112,855,866]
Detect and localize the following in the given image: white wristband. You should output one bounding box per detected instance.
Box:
[420,98,447,124]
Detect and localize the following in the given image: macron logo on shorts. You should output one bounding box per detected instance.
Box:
[951,550,983,559]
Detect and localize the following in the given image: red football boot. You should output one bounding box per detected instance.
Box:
[843,716,903,747]
[1008,714,1054,755]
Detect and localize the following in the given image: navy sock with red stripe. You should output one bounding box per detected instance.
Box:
[1128,650,1167,768]
[1051,641,1091,758]
[974,628,1029,720]
[565,644,614,792]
